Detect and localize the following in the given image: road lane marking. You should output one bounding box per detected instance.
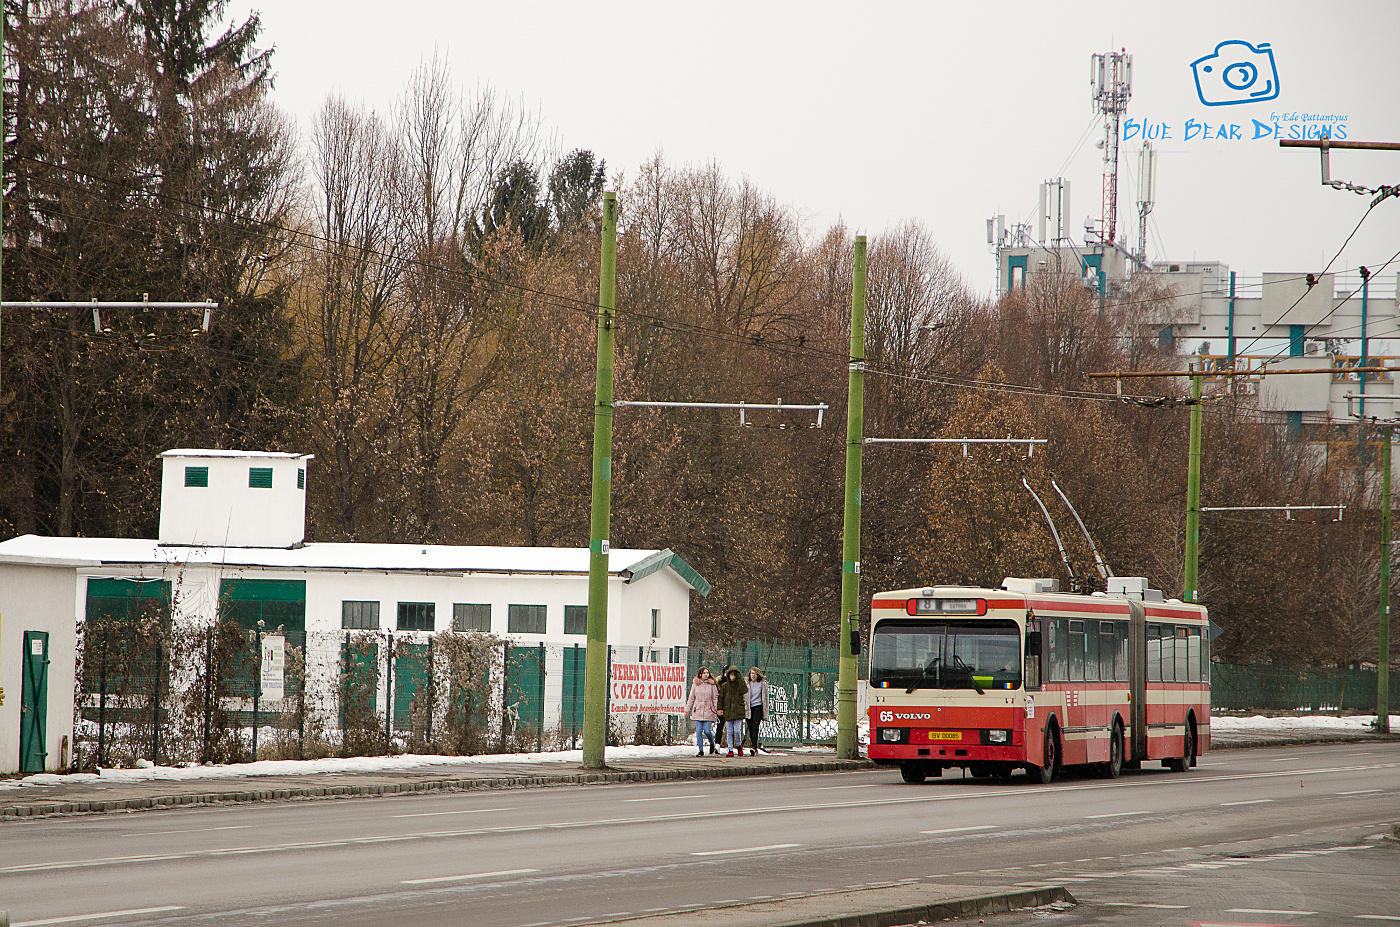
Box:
[1337,789,1383,795]
[692,844,799,856]
[1100,902,1188,909]
[813,784,881,790]
[391,808,514,818]
[123,825,251,837]
[920,825,997,835]
[1220,799,1275,806]
[1357,916,1400,921]
[623,795,711,802]
[1227,909,1316,915]
[401,868,538,885]
[15,907,185,926]
[1085,810,1152,819]
[9,763,1396,876]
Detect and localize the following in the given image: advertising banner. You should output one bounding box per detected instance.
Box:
[260,635,286,701]
[609,661,687,715]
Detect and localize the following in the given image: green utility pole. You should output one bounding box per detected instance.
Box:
[1183,369,1203,603]
[582,192,618,769]
[1380,423,1392,734]
[836,236,866,761]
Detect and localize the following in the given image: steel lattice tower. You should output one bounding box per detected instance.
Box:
[1091,51,1132,247]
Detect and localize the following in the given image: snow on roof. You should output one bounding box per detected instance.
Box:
[0,534,707,591]
[161,449,313,460]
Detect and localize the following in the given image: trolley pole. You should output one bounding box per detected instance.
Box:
[582,192,618,769]
[1380,423,1392,733]
[836,236,866,761]
[1183,368,1203,603]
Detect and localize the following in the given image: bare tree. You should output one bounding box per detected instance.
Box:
[294,96,408,540]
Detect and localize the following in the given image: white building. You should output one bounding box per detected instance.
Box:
[0,450,709,773]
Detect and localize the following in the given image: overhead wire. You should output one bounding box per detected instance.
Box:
[1232,201,1384,357]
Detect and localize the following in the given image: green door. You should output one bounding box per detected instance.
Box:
[393,642,431,732]
[504,645,544,734]
[21,631,50,772]
[561,645,585,741]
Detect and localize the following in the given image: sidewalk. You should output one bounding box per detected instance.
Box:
[2,724,1395,820]
[0,748,874,819]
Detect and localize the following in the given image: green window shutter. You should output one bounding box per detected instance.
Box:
[342,601,380,630]
[397,602,435,632]
[297,468,305,489]
[564,605,587,635]
[508,604,547,634]
[249,467,273,488]
[453,603,490,632]
[184,466,209,487]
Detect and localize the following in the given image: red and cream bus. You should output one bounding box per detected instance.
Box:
[866,577,1209,784]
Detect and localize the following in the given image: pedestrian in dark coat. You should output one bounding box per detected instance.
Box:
[716,666,750,757]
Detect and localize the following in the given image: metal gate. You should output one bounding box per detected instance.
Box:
[21,630,50,772]
[685,641,840,746]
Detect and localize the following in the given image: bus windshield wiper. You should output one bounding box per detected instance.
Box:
[951,654,984,694]
[905,657,941,693]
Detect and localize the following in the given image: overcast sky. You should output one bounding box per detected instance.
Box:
[226,0,1400,296]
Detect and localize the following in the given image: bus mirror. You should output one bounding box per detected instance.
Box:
[1025,631,1042,654]
[850,624,862,656]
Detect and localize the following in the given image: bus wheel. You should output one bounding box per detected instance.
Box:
[900,762,927,784]
[1028,724,1059,785]
[1100,721,1124,779]
[1168,721,1196,773]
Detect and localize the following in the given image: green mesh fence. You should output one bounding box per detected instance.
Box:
[685,641,841,745]
[1211,663,1378,713]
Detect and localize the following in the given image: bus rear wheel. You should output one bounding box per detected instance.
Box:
[1027,724,1059,785]
[900,762,927,784]
[1099,721,1124,779]
[1167,720,1196,773]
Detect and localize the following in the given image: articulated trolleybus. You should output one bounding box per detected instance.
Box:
[867,577,1209,784]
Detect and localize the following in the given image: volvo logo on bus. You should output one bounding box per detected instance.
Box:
[880,710,932,722]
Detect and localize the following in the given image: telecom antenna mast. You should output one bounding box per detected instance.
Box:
[1136,141,1157,264]
[1091,50,1132,247]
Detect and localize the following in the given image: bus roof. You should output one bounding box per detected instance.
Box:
[871,583,1208,621]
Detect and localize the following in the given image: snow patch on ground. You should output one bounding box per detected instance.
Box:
[0,743,702,789]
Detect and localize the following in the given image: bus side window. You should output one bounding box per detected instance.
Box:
[1068,620,1085,682]
[1024,618,1041,690]
[1050,619,1069,682]
[1186,627,1202,683]
[1201,627,1210,683]
[1084,620,1100,681]
[1177,627,1191,682]
[1147,624,1162,682]
[1161,626,1178,682]
[1094,620,1108,681]
[1115,621,1128,681]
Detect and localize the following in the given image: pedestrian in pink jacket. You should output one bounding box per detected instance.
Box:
[686,667,719,756]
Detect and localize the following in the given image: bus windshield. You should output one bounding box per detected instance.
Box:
[871,619,1022,693]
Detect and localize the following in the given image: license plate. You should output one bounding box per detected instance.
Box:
[927,731,962,741]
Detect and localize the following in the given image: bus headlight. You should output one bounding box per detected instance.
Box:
[983,729,1010,744]
[879,728,905,743]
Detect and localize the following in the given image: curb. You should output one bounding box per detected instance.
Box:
[0,759,875,819]
[1211,733,1400,751]
[572,886,1075,927]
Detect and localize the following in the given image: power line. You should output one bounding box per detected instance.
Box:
[1233,202,1385,357]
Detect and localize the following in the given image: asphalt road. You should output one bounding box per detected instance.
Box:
[2,743,1397,927]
